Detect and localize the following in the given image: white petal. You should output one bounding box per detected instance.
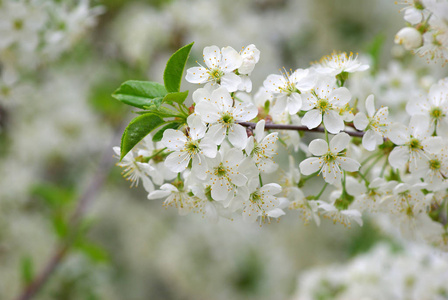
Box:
[199,137,217,158]
[162,129,187,150]
[328,87,351,106]
[187,114,206,140]
[223,148,244,166]
[287,93,302,114]
[263,74,285,93]
[308,139,328,156]
[267,208,285,218]
[388,146,410,169]
[195,101,221,123]
[353,112,369,130]
[337,157,360,172]
[221,73,242,92]
[329,132,350,153]
[221,46,243,71]
[228,124,248,149]
[299,157,322,175]
[362,129,382,151]
[254,120,265,141]
[387,123,409,145]
[260,183,282,195]
[147,190,171,200]
[186,67,208,84]
[203,45,221,69]
[206,124,227,145]
[324,110,344,134]
[211,177,231,201]
[302,109,322,129]
[165,151,190,172]
[191,155,207,179]
[365,94,376,118]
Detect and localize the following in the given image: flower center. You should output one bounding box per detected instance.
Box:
[209,68,224,83]
[317,98,330,111]
[215,163,228,178]
[221,113,234,125]
[186,140,199,155]
[250,191,261,202]
[430,107,444,121]
[429,159,441,171]
[323,152,336,163]
[280,82,298,95]
[13,19,24,30]
[408,138,423,150]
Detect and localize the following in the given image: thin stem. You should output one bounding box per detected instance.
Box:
[363,154,383,176]
[315,182,329,200]
[237,122,364,138]
[258,174,263,187]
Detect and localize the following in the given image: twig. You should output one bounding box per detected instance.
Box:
[15,124,124,300]
[237,121,365,138]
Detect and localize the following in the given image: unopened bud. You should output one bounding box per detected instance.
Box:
[394,27,422,50]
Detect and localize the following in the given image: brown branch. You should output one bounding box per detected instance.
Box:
[237,121,365,138]
[14,123,125,300]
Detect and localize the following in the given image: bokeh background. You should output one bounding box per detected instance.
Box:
[0,0,446,299]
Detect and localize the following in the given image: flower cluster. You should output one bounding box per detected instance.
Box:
[114,43,448,248]
[394,0,448,64]
[293,243,448,300]
[0,0,103,103]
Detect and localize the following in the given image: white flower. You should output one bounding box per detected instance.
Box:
[315,201,363,227]
[406,80,448,136]
[263,68,316,115]
[0,0,46,51]
[299,132,360,184]
[162,115,216,178]
[205,148,247,201]
[301,77,352,134]
[238,44,260,75]
[313,51,369,76]
[289,190,321,226]
[395,27,423,50]
[237,178,283,223]
[387,115,443,171]
[245,120,278,173]
[147,183,194,215]
[113,146,155,192]
[353,94,389,151]
[195,86,257,149]
[186,45,243,92]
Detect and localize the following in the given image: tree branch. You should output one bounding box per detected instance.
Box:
[237,121,365,138]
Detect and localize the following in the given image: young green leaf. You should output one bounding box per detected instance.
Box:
[163,90,189,105]
[120,113,165,160]
[112,80,167,109]
[21,256,34,285]
[163,42,194,93]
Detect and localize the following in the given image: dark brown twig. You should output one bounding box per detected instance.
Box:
[237,121,365,138]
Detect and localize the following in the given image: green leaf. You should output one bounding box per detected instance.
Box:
[76,241,109,263]
[21,256,34,285]
[163,91,189,105]
[52,214,69,238]
[112,80,167,109]
[152,122,183,142]
[120,113,165,160]
[137,106,180,118]
[31,183,74,208]
[164,42,194,93]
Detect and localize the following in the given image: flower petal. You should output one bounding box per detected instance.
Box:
[302,109,322,129]
[308,139,328,156]
[329,132,350,153]
[324,110,344,134]
[299,157,322,175]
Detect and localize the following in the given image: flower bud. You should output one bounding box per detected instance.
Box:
[394,27,423,50]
